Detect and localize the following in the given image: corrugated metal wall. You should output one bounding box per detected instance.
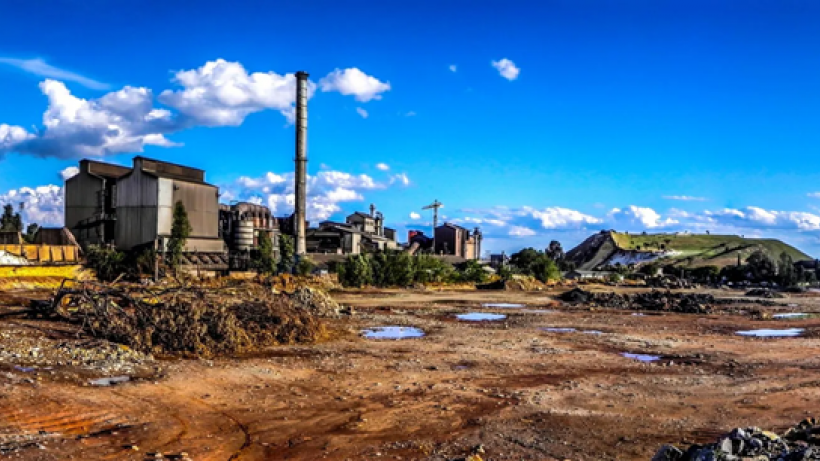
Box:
[115,170,159,250]
[171,180,219,239]
[64,170,105,246]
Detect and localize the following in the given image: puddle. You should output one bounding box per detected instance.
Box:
[361,326,425,340]
[582,330,603,335]
[482,303,525,308]
[788,303,799,307]
[773,313,809,319]
[89,376,131,387]
[736,328,804,337]
[456,313,507,321]
[632,313,646,317]
[523,309,555,314]
[621,353,661,362]
[542,327,576,333]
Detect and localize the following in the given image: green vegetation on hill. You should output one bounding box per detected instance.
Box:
[568,230,812,271]
[612,232,811,265]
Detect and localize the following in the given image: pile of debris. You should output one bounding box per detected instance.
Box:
[32,280,328,357]
[559,288,716,314]
[652,418,820,460]
[745,288,786,298]
[478,275,547,291]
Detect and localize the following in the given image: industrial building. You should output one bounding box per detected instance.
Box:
[65,156,225,253]
[219,202,279,256]
[434,223,482,260]
[306,205,398,254]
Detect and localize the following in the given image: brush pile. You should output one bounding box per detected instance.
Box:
[33,280,327,357]
[559,288,718,314]
[652,418,820,460]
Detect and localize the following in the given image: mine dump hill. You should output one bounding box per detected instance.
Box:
[566,230,811,270]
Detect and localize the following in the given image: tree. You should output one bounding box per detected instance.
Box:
[296,256,316,276]
[277,234,295,274]
[778,252,797,287]
[546,241,565,262]
[746,250,776,282]
[24,223,39,243]
[509,248,541,274]
[0,204,22,232]
[167,201,192,271]
[252,231,276,275]
[456,260,488,283]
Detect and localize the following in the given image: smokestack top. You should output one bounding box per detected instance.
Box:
[296,71,309,79]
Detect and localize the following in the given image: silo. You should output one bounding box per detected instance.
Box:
[234,220,255,251]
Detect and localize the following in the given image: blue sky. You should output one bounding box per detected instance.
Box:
[2,0,820,257]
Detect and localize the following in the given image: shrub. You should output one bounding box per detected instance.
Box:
[296,256,316,276]
[86,245,127,282]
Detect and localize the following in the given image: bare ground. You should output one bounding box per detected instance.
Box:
[2,286,820,460]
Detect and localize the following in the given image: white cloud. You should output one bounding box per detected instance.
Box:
[158,59,312,126]
[59,166,79,181]
[508,226,536,237]
[491,58,520,81]
[356,107,368,119]
[405,111,416,117]
[0,57,110,90]
[409,212,421,220]
[663,195,708,201]
[390,173,410,186]
[608,205,678,228]
[449,65,457,73]
[808,192,820,199]
[223,168,407,222]
[0,79,180,158]
[376,163,390,171]
[318,68,391,102]
[524,206,602,229]
[0,59,391,160]
[0,124,34,152]
[0,184,64,226]
[705,207,820,231]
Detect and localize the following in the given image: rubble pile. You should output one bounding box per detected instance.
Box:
[745,288,786,298]
[289,287,345,317]
[559,288,717,314]
[35,280,327,357]
[652,418,820,460]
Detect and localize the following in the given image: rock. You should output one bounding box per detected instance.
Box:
[651,444,683,461]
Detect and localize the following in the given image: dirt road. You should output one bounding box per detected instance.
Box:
[2,287,820,460]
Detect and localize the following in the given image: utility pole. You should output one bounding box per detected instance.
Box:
[422,200,443,254]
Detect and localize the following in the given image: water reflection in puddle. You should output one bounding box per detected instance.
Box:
[542,328,603,335]
[621,353,661,362]
[773,313,809,319]
[89,376,131,387]
[736,328,804,337]
[523,309,555,314]
[457,313,506,321]
[362,326,426,339]
[482,303,525,308]
[632,313,646,317]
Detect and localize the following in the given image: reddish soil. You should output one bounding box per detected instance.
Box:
[2,287,820,460]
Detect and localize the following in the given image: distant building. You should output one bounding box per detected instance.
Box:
[305,205,398,254]
[434,223,482,260]
[64,159,131,247]
[219,202,280,257]
[65,156,225,253]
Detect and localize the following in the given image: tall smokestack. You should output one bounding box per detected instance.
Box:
[294,71,309,257]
